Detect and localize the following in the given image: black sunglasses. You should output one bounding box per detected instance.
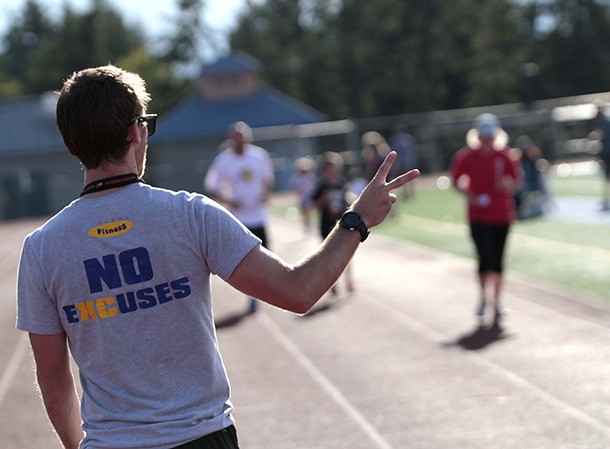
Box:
[130,114,157,137]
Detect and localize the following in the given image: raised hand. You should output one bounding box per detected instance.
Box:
[350,151,420,228]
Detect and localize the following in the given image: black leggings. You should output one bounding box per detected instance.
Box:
[247,225,268,248]
[470,222,510,273]
[173,426,240,449]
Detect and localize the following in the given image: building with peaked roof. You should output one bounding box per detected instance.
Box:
[0,92,82,220]
[0,53,327,220]
[149,52,327,193]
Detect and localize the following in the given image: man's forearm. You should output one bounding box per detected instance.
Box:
[290,221,361,310]
[39,373,83,449]
[30,333,84,449]
[231,221,361,315]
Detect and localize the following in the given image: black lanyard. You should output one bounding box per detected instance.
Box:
[80,173,142,197]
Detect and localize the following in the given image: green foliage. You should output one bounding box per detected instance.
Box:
[228,0,610,118]
[230,0,312,101]
[466,0,528,106]
[0,78,23,98]
[118,47,193,115]
[3,0,610,119]
[32,1,145,92]
[157,0,207,68]
[0,0,199,114]
[0,0,55,95]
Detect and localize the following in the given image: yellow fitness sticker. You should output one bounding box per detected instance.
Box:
[88,221,133,238]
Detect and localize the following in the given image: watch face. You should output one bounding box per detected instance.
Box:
[342,211,361,227]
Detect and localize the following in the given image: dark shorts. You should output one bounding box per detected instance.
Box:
[247,225,268,248]
[470,222,510,273]
[601,159,610,179]
[173,426,239,449]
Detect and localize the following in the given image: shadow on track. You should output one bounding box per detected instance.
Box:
[215,310,256,330]
[451,324,510,350]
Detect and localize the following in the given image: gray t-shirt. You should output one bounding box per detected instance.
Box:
[16,183,259,449]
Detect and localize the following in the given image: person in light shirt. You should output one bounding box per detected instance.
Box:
[204,121,275,313]
[16,64,419,449]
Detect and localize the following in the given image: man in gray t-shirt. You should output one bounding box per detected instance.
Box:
[16,65,419,449]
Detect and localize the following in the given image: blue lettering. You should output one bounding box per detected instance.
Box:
[155,283,173,304]
[84,247,153,293]
[136,287,157,309]
[116,291,137,313]
[120,247,154,285]
[84,254,121,294]
[171,277,191,299]
[63,305,79,323]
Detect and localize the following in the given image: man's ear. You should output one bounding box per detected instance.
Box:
[129,120,141,145]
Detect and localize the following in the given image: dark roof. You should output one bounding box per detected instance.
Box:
[153,86,327,142]
[200,52,261,75]
[0,93,65,156]
[0,52,325,153]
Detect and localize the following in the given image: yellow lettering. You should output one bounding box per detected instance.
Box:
[88,220,134,238]
[96,297,118,318]
[76,300,98,321]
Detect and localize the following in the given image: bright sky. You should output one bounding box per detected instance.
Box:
[0,0,250,59]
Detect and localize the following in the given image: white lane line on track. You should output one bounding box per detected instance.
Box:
[259,313,395,449]
[0,333,29,407]
[372,301,610,439]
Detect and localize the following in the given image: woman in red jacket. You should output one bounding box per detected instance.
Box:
[450,113,522,330]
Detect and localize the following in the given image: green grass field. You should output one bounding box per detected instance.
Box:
[376,169,610,301]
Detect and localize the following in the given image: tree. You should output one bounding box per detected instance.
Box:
[230,0,310,98]
[119,47,192,115]
[0,0,55,95]
[536,0,610,98]
[157,0,208,75]
[229,0,531,118]
[335,0,465,116]
[0,0,193,114]
[0,0,146,95]
[298,0,349,118]
[28,0,145,93]
[465,0,530,106]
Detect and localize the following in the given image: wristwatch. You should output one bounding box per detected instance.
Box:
[339,211,369,242]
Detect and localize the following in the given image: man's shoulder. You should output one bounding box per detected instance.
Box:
[143,184,210,206]
[211,148,236,163]
[246,144,271,157]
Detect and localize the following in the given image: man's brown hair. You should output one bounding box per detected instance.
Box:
[56,65,151,169]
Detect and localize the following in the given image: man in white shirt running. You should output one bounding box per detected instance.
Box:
[204,122,275,313]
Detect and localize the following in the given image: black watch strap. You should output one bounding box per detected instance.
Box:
[339,211,370,242]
